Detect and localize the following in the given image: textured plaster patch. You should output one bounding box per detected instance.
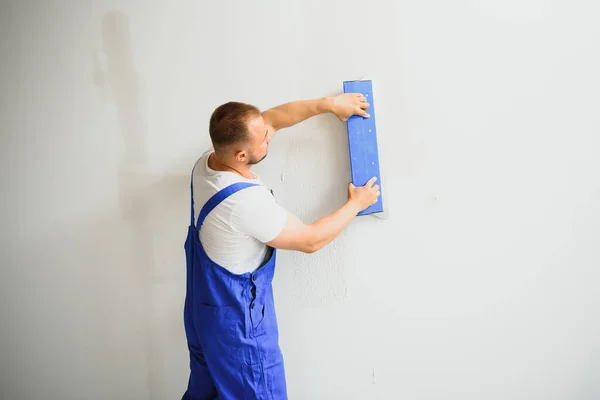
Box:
[278,116,352,308]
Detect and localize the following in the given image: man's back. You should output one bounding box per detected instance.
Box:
[191,150,288,275]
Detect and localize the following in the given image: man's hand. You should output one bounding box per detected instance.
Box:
[261,93,370,135]
[348,177,380,211]
[330,93,370,122]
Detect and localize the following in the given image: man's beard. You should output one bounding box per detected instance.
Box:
[247,151,267,165]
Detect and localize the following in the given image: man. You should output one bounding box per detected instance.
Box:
[182,93,380,399]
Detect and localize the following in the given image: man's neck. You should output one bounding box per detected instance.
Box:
[208,151,253,179]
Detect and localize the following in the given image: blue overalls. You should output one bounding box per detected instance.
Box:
[182,176,288,400]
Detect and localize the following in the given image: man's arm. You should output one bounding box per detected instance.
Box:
[262,93,370,133]
[266,177,380,253]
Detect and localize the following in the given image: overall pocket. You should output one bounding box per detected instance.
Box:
[194,303,240,344]
[249,301,266,337]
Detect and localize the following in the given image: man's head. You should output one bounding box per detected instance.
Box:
[209,101,271,165]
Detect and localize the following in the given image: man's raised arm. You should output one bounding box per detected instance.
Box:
[262,93,371,133]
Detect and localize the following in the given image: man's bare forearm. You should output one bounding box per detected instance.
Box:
[262,97,334,131]
[306,200,362,252]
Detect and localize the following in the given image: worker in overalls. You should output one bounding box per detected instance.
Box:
[182,93,380,399]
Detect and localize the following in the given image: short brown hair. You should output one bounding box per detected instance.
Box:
[209,101,261,149]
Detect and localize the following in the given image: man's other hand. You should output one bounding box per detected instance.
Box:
[331,93,370,122]
[348,177,380,211]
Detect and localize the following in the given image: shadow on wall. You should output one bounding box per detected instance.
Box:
[86,11,189,398]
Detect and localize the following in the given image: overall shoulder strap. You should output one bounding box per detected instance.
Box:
[189,168,196,227]
[193,181,259,230]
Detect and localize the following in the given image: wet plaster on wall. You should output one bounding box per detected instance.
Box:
[277,113,354,308]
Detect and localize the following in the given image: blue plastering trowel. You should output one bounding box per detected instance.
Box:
[342,76,388,219]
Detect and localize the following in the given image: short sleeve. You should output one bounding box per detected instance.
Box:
[230,186,289,243]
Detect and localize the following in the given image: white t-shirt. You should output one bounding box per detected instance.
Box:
[191,150,288,274]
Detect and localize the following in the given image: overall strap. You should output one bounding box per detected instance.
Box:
[193,181,259,230]
[189,169,196,227]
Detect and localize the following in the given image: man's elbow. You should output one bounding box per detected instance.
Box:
[267,217,326,254]
[302,243,318,254]
[302,238,324,254]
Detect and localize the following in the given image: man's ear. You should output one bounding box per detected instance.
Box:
[234,149,247,163]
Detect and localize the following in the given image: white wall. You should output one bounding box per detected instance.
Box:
[1,1,599,399]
